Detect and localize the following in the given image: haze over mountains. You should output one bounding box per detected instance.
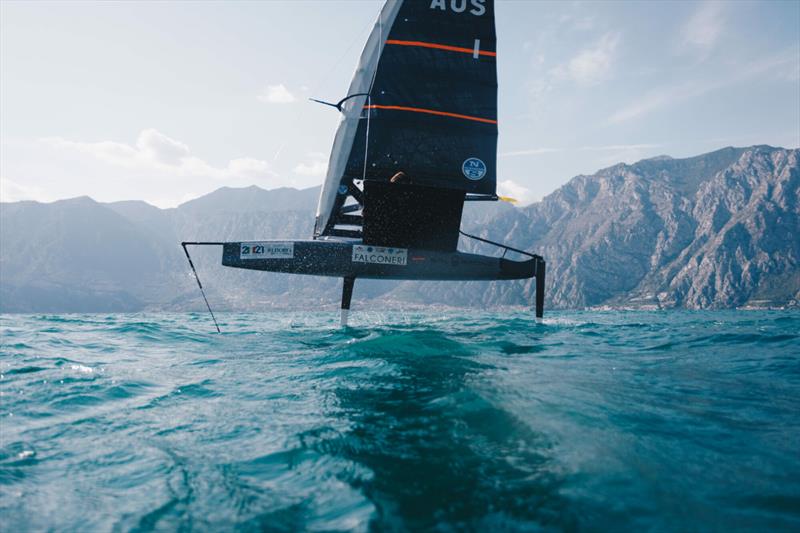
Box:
[1,145,797,313]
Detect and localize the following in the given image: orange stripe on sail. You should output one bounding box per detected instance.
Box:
[385,39,497,57]
[363,104,497,125]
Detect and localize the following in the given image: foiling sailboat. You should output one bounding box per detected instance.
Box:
[182,0,545,328]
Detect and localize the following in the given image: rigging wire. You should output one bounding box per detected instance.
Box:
[181,242,222,333]
[458,231,541,261]
[362,94,372,182]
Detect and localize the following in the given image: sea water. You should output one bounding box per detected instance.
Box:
[1,310,798,531]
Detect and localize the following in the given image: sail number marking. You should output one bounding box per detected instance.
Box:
[430,0,486,16]
[240,242,294,260]
[352,245,408,266]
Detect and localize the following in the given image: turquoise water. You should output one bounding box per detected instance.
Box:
[1,311,799,531]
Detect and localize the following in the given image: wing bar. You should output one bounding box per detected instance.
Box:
[181,242,224,333]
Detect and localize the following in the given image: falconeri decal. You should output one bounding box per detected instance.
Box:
[240,242,294,259]
[462,157,487,180]
[352,245,408,266]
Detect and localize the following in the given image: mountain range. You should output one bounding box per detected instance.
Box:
[1,145,797,312]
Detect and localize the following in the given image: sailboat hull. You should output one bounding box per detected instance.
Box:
[221,240,535,281]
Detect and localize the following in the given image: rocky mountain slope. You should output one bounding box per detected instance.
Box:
[456,145,799,309]
[1,146,797,312]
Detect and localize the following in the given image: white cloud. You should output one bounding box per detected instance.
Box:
[136,128,190,165]
[293,160,327,177]
[556,12,596,33]
[580,143,662,151]
[499,145,661,158]
[227,157,273,177]
[608,82,701,124]
[552,32,620,86]
[258,84,296,104]
[681,1,724,55]
[0,177,51,203]
[497,180,538,205]
[608,48,798,124]
[499,147,560,157]
[293,152,328,177]
[42,129,277,181]
[48,138,139,167]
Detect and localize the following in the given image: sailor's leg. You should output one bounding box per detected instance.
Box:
[341,277,355,327]
[535,258,546,320]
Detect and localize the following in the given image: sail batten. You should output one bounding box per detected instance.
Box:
[363,104,497,124]
[315,0,498,239]
[385,39,496,57]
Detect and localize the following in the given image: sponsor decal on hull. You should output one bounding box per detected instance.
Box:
[240,242,294,259]
[352,245,408,266]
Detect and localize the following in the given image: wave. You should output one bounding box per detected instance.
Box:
[1,310,798,530]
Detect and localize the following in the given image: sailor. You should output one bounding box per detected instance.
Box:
[390,171,410,184]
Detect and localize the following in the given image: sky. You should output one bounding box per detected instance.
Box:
[1,0,798,208]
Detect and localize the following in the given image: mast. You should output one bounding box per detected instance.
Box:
[314,0,405,238]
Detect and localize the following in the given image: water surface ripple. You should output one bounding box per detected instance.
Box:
[1,311,799,531]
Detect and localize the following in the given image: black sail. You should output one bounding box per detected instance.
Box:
[315,0,497,243]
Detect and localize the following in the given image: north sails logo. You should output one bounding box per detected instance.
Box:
[462,157,487,180]
[429,0,486,16]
